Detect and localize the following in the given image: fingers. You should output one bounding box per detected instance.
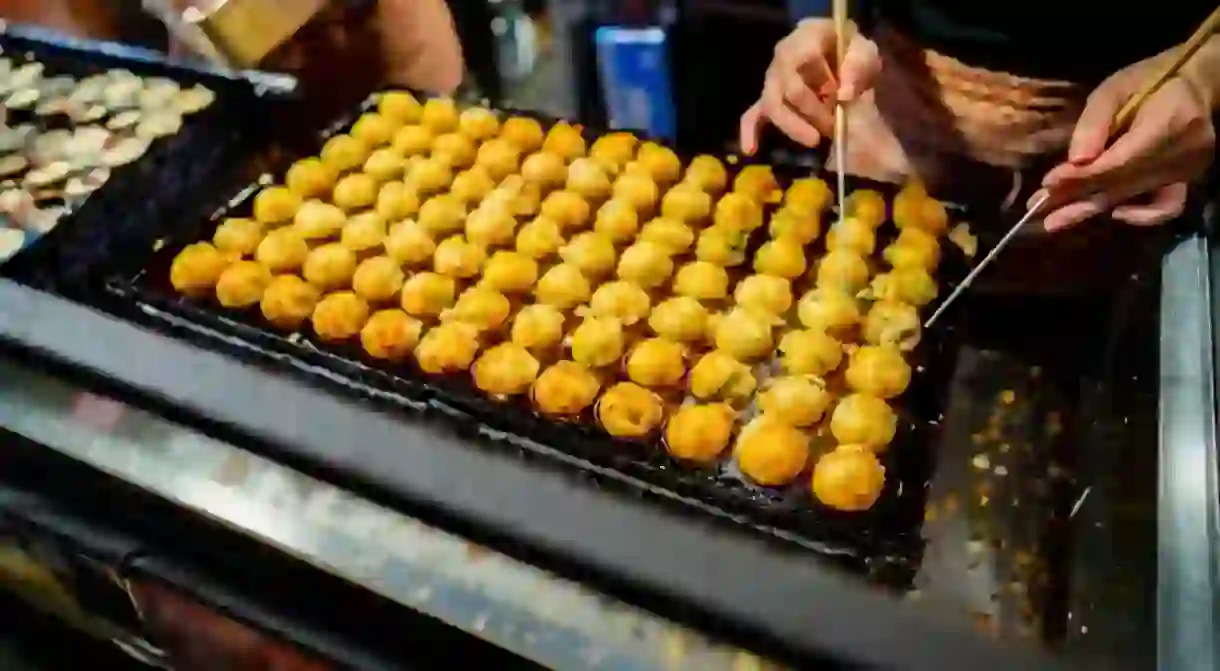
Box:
[838,37,882,102]
[761,70,824,147]
[1066,75,1127,165]
[1042,196,1108,232]
[1032,180,1187,232]
[739,101,765,156]
[1111,182,1187,225]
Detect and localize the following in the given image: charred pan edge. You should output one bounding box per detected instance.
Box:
[0,277,1070,671]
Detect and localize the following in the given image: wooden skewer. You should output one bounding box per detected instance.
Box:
[831,0,848,218]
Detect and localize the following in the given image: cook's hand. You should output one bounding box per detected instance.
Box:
[739,19,882,154]
[1032,55,1216,231]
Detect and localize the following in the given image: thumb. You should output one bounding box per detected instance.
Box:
[837,37,881,102]
[1068,77,1127,164]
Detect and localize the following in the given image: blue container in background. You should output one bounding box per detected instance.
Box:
[593,26,676,141]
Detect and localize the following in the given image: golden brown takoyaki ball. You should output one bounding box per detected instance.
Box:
[450,166,497,205]
[474,343,541,396]
[362,148,407,182]
[759,375,833,427]
[400,271,456,317]
[660,183,713,224]
[735,418,810,486]
[458,106,500,141]
[830,393,897,449]
[350,113,395,148]
[517,151,564,192]
[417,194,467,237]
[383,219,436,267]
[542,122,586,161]
[465,203,518,249]
[593,198,640,243]
[673,261,729,301]
[631,142,681,184]
[535,263,592,309]
[733,274,793,316]
[260,275,321,329]
[285,158,337,200]
[312,291,370,341]
[483,175,540,216]
[375,181,421,221]
[420,98,460,134]
[589,132,638,175]
[596,382,664,439]
[482,251,539,294]
[863,301,921,351]
[695,226,748,266]
[515,215,566,260]
[433,235,486,279]
[797,287,861,336]
[883,227,941,271]
[565,157,613,202]
[648,296,709,343]
[320,134,370,174]
[252,186,302,225]
[815,250,870,294]
[303,243,358,291]
[844,189,887,228]
[431,132,477,169]
[754,239,807,279]
[512,304,566,350]
[666,403,735,463]
[378,91,422,125]
[870,268,938,307]
[213,217,264,257]
[682,155,728,195]
[916,197,949,236]
[531,361,601,417]
[812,447,886,511]
[639,217,695,254]
[415,321,481,374]
[571,316,626,368]
[255,229,309,274]
[351,255,406,303]
[733,165,781,203]
[360,309,423,360]
[616,241,674,289]
[784,177,832,213]
[588,281,651,325]
[689,350,757,401]
[845,344,911,399]
[560,231,617,279]
[891,182,926,230]
[826,217,877,256]
[713,192,763,233]
[612,170,660,213]
[340,212,389,254]
[539,190,591,231]
[713,306,776,360]
[778,329,843,377]
[392,125,434,157]
[500,116,545,153]
[768,207,821,245]
[405,157,453,195]
[442,286,512,332]
[332,173,378,211]
[292,201,346,241]
[215,260,272,308]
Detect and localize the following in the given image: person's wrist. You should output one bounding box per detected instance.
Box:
[1181,36,1220,111]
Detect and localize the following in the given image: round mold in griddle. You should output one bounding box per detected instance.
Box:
[8,62,44,90]
[101,77,142,109]
[138,78,180,109]
[135,111,183,139]
[4,87,40,111]
[105,109,142,132]
[101,137,151,167]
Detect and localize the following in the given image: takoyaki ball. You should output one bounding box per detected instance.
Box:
[541,122,586,161]
[560,231,618,279]
[420,97,460,134]
[431,132,477,169]
[351,255,406,303]
[500,116,545,153]
[392,125,434,157]
[255,229,309,274]
[540,190,591,231]
[303,243,358,291]
[863,301,921,351]
[448,167,494,205]
[320,134,370,174]
[215,260,273,308]
[260,275,321,329]
[812,447,886,512]
[285,158,337,200]
[733,165,781,203]
[332,173,378,211]
[442,286,511,332]
[632,142,682,185]
[292,200,346,241]
[870,267,938,307]
[482,251,539,294]
[639,217,695,255]
[713,192,763,233]
[845,344,911,399]
[252,186,302,225]
[735,418,810,486]
[384,219,436,267]
[340,212,389,254]
[919,198,950,236]
[759,375,832,427]
[778,329,844,377]
[797,287,861,335]
[891,182,926,230]
[458,106,500,141]
[571,316,626,368]
[596,382,664,439]
[826,217,877,257]
[627,337,686,388]
[660,183,713,224]
[375,181,421,221]
[689,350,757,401]
[474,343,541,396]
[883,227,941,271]
[588,281,651,326]
[695,226,747,266]
[520,151,567,191]
[400,271,456,317]
[844,189,887,228]
[666,403,735,464]
[830,393,897,449]
[768,207,821,245]
[405,157,453,195]
[378,90,422,125]
[360,309,423,360]
[754,239,807,279]
[589,132,639,175]
[417,194,467,237]
[593,198,640,243]
[673,261,729,301]
[616,241,674,289]
[894,192,949,237]
[733,274,793,316]
[350,112,395,148]
[312,291,370,342]
[434,236,486,279]
[713,306,776,360]
[566,157,613,202]
[531,361,601,417]
[648,296,709,343]
[465,203,518,249]
[213,217,264,257]
[516,215,566,260]
[535,263,592,309]
[612,170,660,214]
[815,250,870,294]
[415,322,481,375]
[682,154,728,195]
[784,177,832,213]
[511,304,566,351]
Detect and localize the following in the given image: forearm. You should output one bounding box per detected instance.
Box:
[377,0,464,94]
[1183,35,1220,111]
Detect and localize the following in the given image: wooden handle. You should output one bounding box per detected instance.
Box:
[1112,5,1220,132]
[831,0,848,74]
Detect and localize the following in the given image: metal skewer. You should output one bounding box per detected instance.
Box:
[832,0,849,218]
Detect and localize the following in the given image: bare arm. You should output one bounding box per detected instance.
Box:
[377,0,464,94]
